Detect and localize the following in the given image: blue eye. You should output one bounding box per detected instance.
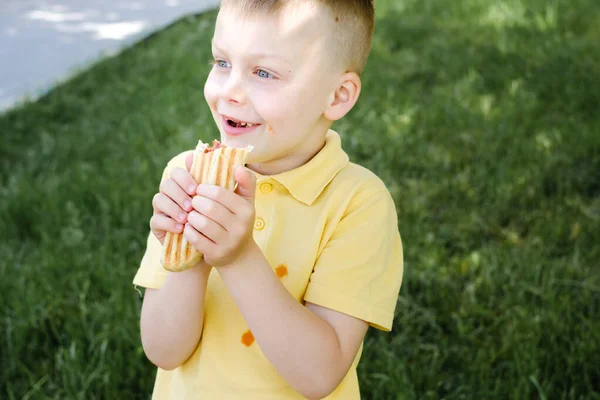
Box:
[256,69,274,79]
[215,59,231,68]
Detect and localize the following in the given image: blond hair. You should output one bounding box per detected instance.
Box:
[219,0,375,74]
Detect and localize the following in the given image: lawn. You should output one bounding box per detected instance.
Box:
[1,0,599,398]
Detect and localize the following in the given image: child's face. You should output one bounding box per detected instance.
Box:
[204,3,340,175]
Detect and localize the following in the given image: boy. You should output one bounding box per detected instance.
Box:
[133,0,403,398]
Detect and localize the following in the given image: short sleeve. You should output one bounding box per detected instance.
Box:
[132,152,190,290]
[303,189,403,331]
[133,231,168,289]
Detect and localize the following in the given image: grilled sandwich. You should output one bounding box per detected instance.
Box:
[161,139,253,272]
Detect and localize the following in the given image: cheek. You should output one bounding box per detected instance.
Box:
[252,87,301,125]
[255,96,285,121]
[269,86,326,130]
[204,74,219,109]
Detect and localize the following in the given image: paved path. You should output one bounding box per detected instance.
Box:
[0,0,220,112]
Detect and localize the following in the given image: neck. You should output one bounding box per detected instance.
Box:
[248,121,331,175]
[247,135,327,176]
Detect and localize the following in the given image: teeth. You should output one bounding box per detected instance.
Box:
[225,117,255,128]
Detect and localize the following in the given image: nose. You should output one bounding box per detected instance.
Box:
[220,69,246,105]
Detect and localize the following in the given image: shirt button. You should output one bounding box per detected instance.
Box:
[260,183,273,194]
[254,218,265,230]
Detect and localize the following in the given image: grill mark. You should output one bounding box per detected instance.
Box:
[214,150,219,185]
[200,152,209,183]
[226,148,235,188]
[234,148,240,187]
[193,158,201,181]
[185,238,192,262]
[190,157,197,181]
[164,234,174,265]
[198,153,205,183]
[173,234,181,269]
[208,152,216,184]
[219,149,226,186]
[208,152,214,183]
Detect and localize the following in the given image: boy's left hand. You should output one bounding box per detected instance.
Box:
[184,165,257,267]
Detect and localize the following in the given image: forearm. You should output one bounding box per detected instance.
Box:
[140,264,211,370]
[217,245,344,399]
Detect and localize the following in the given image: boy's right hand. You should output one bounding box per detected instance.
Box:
[150,152,197,245]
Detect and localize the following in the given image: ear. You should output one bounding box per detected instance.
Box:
[324,72,362,121]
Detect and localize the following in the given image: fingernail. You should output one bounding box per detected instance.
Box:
[175,224,183,230]
[184,200,191,210]
[188,185,196,194]
[179,213,187,222]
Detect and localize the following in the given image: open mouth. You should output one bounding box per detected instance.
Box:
[224,116,259,129]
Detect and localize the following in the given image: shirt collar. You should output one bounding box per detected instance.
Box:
[255,130,349,205]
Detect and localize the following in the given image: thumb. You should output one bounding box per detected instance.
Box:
[185,151,194,172]
[234,166,256,202]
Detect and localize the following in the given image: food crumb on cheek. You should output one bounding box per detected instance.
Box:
[267,124,275,136]
[241,330,255,347]
[275,264,288,278]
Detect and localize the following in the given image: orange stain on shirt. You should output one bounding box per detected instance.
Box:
[275,264,288,278]
[241,330,255,347]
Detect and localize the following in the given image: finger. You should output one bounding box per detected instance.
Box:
[196,184,244,214]
[184,223,218,254]
[234,166,256,203]
[159,179,193,212]
[192,195,233,231]
[150,214,184,242]
[170,167,198,196]
[152,193,189,224]
[187,211,227,243]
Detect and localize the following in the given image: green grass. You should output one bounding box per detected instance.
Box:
[1,0,599,398]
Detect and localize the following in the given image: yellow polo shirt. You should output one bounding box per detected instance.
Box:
[133,129,403,399]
